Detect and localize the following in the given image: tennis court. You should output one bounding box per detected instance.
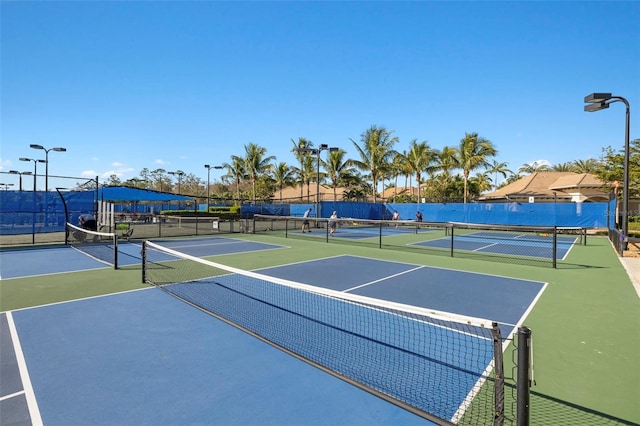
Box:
[1,232,638,425]
[2,237,544,425]
[413,230,578,260]
[0,236,286,279]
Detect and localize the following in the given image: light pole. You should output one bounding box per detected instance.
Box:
[297,144,339,218]
[584,93,631,238]
[204,164,223,212]
[168,171,185,194]
[0,183,14,190]
[9,170,33,191]
[30,144,67,191]
[19,158,46,191]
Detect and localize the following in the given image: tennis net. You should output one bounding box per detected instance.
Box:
[142,240,506,425]
[66,222,118,269]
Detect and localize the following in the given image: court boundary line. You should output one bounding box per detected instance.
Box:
[342,265,426,293]
[6,311,43,426]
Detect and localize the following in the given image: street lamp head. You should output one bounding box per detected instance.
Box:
[30,144,45,150]
[52,147,67,152]
[584,102,610,112]
[584,93,612,104]
[319,144,329,150]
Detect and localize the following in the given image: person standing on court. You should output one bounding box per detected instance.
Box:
[415,210,423,222]
[302,208,313,233]
[392,210,400,228]
[329,211,338,235]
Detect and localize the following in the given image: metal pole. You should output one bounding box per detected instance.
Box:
[622,101,630,238]
[516,326,532,426]
[316,150,320,219]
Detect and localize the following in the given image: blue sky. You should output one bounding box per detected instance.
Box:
[1,1,638,191]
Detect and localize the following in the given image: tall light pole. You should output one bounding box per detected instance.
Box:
[584,93,631,238]
[168,171,185,194]
[297,144,339,218]
[30,144,67,191]
[19,158,46,191]
[0,183,14,190]
[204,164,223,212]
[9,170,33,191]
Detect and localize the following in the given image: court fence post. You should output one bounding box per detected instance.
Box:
[516,326,532,426]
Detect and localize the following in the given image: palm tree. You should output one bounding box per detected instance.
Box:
[221,155,246,203]
[456,132,497,203]
[324,149,356,201]
[272,162,295,202]
[405,139,437,202]
[348,125,398,203]
[299,154,316,202]
[572,158,599,173]
[519,161,551,174]
[291,138,313,199]
[486,160,513,191]
[552,161,574,172]
[389,151,407,200]
[244,143,275,202]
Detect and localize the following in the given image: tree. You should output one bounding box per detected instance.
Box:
[272,162,295,202]
[456,132,497,203]
[552,161,574,172]
[221,155,246,204]
[519,161,551,174]
[348,125,399,203]
[572,158,599,174]
[291,138,313,200]
[486,160,513,191]
[405,139,437,202]
[324,149,357,201]
[243,143,275,202]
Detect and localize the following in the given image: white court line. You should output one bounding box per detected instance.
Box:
[342,266,426,293]
[6,311,43,426]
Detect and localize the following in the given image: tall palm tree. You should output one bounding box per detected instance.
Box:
[405,139,437,202]
[456,132,497,203]
[221,155,247,203]
[390,151,408,200]
[244,143,275,202]
[324,149,356,201]
[486,160,513,191]
[272,162,295,202]
[299,154,316,202]
[291,138,313,200]
[348,125,398,203]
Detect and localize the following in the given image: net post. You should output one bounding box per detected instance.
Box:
[379,220,382,248]
[141,240,147,284]
[552,227,557,268]
[113,234,118,270]
[516,326,532,426]
[492,322,505,426]
[450,224,454,257]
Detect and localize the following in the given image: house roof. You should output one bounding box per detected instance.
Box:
[274,184,346,202]
[479,172,609,201]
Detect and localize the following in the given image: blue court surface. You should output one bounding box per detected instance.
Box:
[0,237,286,279]
[412,231,577,260]
[2,253,545,425]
